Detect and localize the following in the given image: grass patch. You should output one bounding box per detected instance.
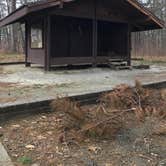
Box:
[0,52,24,63]
[18,156,33,165]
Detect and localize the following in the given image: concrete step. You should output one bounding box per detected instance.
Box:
[0,142,13,166]
[108,64,132,70]
[108,59,127,62]
[109,61,127,66]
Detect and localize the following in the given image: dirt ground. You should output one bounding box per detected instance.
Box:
[0,85,166,166]
[0,104,165,165]
[0,63,166,106]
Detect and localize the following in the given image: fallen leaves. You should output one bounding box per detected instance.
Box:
[105,164,113,166]
[25,144,35,150]
[11,124,20,129]
[37,135,47,140]
[1,82,165,166]
[88,146,101,154]
[153,121,166,135]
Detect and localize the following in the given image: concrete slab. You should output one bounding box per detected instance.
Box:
[0,142,13,166]
[0,64,166,106]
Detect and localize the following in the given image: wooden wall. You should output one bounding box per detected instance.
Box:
[47,0,129,23]
[27,17,45,65]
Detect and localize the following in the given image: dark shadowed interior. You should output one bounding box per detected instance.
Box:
[98,21,128,58]
[51,16,92,58]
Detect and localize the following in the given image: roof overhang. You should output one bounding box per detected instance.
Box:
[0,0,73,27]
[0,6,28,27]
[126,0,165,31]
[0,0,165,31]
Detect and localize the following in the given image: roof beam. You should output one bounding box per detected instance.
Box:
[126,0,164,28]
[0,7,28,27]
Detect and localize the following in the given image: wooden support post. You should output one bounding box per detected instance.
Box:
[45,15,51,71]
[92,0,97,67]
[25,21,31,67]
[127,24,131,66]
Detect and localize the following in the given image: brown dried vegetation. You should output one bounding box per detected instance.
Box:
[51,81,166,142]
[51,98,124,141]
[101,80,166,121]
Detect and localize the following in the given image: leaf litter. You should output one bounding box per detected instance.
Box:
[0,81,166,166]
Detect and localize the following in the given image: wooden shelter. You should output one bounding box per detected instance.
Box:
[0,0,164,70]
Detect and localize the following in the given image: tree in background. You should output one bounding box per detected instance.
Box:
[0,0,38,53]
[132,0,166,57]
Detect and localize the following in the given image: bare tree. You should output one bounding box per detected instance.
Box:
[132,0,166,57]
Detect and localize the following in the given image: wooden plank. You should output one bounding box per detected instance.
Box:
[48,5,128,23]
[0,6,28,27]
[50,57,94,65]
[25,21,31,67]
[92,0,97,66]
[126,0,164,28]
[45,15,51,71]
[50,56,128,66]
[28,0,74,13]
[127,24,131,66]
